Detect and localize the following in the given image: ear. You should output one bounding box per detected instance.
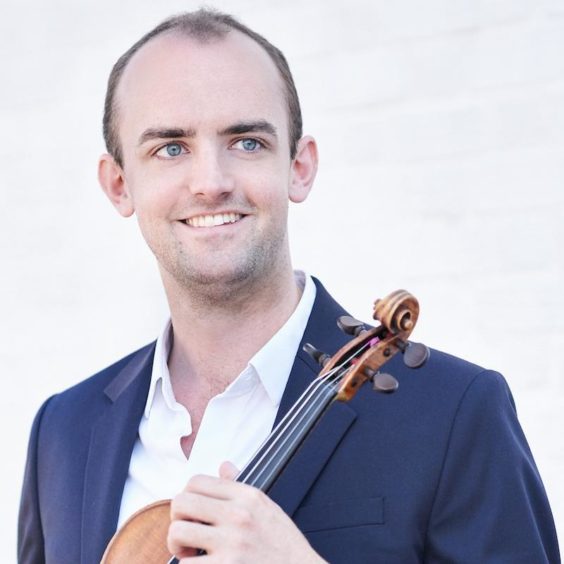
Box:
[98,153,134,217]
[288,135,318,203]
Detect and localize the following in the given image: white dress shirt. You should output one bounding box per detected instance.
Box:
[117,272,316,527]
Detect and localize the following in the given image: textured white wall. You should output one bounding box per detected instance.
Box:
[2,0,562,558]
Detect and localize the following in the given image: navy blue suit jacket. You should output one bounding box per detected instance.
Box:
[19,281,560,563]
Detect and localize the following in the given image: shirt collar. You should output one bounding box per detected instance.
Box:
[144,271,316,417]
[144,317,175,417]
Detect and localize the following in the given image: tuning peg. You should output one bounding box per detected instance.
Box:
[373,372,399,394]
[303,342,331,367]
[363,367,399,394]
[402,341,430,369]
[337,316,367,336]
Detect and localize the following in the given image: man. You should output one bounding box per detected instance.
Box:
[18,9,560,563]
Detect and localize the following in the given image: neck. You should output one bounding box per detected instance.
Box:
[161,260,302,395]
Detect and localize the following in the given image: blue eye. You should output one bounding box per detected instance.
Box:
[241,139,259,151]
[233,138,263,152]
[166,143,182,156]
[156,142,185,158]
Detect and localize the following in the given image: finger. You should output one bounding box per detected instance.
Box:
[170,490,226,524]
[184,473,248,499]
[167,518,217,556]
[218,460,239,480]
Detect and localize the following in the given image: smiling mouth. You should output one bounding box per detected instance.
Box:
[184,212,244,228]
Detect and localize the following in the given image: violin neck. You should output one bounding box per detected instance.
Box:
[235,375,339,492]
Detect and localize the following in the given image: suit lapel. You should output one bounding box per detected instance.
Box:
[269,279,358,517]
[81,344,155,564]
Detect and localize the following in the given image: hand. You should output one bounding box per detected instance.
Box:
[167,461,326,563]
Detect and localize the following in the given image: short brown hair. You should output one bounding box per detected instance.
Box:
[103,9,303,166]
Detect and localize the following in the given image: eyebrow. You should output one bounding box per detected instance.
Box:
[137,120,277,146]
[219,120,277,137]
[138,127,195,146]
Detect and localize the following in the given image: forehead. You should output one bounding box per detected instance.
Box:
[116,30,288,140]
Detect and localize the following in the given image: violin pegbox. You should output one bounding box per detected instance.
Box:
[306,290,429,403]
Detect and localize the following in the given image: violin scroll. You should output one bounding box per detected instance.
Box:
[373,289,419,335]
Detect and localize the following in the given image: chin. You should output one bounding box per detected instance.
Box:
[157,237,286,297]
[171,258,264,294]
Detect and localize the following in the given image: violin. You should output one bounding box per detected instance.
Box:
[101,289,429,563]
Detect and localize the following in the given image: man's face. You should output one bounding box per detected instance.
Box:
[102,31,314,294]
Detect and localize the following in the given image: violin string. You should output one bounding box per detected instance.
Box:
[239,340,372,487]
[245,339,375,489]
[239,341,372,489]
[244,377,340,490]
[235,364,342,484]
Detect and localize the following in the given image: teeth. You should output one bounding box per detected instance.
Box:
[186,213,242,227]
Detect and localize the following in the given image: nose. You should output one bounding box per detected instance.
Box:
[187,147,234,200]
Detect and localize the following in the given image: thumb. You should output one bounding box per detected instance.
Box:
[219,460,239,480]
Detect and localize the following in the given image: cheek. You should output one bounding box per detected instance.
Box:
[259,191,290,233]
[246,165,291,207]
[127,170,183,216]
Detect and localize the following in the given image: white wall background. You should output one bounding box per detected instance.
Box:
[1,0,562,559]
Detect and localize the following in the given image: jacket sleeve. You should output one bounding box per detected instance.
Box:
[18,399,52,564]
[424,370,560,563]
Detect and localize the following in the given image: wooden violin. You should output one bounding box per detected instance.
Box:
[101,289,429,563]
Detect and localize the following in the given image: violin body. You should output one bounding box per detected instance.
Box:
[101,501,173,563]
